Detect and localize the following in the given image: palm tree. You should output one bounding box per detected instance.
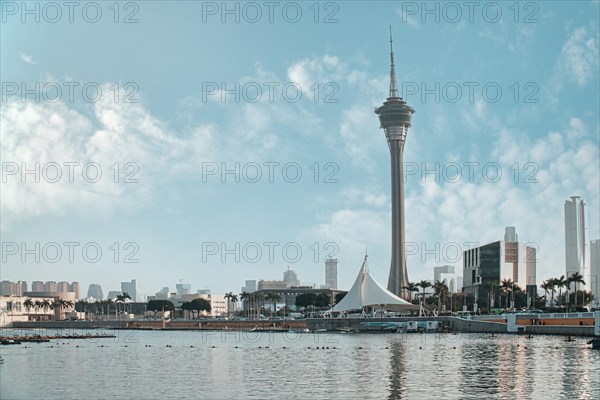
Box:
[264,292,281,318]
[224,292,238,318]
[51,299,63,320]
[115,292,132,316]
[239,292,249,317]
[33,300,42,314]
[540,280,551,306]
[402,282,419,303]
[40,299,51,319]
[417,280,432,306]
[569,272,585,308]
[556,275,567,307]
[433,280,449,311]
[23,298,33,312]
[230,294,238,316]
[107,298,114,316]
[501,279,514,309]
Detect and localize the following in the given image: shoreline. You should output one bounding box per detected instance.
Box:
[3,313,599,338]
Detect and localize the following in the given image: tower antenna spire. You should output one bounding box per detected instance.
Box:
[389,25,399,98]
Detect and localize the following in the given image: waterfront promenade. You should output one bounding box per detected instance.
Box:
[5,311,600,338]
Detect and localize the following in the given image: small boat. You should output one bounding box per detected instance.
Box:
[0,340,21,345]
[0,355,4,363]
[288,328,310,333]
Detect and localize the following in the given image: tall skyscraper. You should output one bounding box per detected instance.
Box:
[504,227,519,282]
[375,29,415,299]
[241,280,256,293]
[590,239,600,307]
[565,196,586,282]
[121,279,138,301]
[87,283,104,299]
[283,268,300,287]
[525,246,537,308]
[325,258,338,289]
[31,281,44,292]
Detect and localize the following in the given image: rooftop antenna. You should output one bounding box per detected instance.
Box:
[389,25,399,98]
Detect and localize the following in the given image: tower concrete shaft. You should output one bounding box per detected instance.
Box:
[375,28,415,299]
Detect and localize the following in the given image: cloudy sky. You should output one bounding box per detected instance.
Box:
[1,1,598,299]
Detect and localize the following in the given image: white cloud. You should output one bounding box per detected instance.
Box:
[287,55,347,93]
[559,26,599,86]
[19,52,37,64]
[0,87,218,229]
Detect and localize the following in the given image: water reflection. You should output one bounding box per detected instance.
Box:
[387,339,406,399]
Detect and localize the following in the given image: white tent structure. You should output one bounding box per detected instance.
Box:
[330,256,417,313]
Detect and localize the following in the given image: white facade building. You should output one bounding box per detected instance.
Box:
[433,265,463,293]
[325,258,338,289]
[590,239,600,308]
[565,196,586,286]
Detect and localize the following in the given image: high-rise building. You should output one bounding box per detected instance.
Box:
[590,239,600,307]
[0,281,13,296]
[504,226,519,283]
[17,281,27,296]
[325,258,338,289]
[107,290,121,300]
[45,281,57,292]
[504,226,518,242]
[283,268,300,287]
[87,284,104,300]
[31,281,44,292]
[375,29,415,299]
[70,282,80,299]
[57,281,70,292]
[241,280,256,293]
[565,196,586,283]
[121,279,137,302]
[525,246,537,308]
[463,227,536,310]
[176,283,191,296]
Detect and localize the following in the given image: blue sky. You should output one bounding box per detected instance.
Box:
[1,1,599,299]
